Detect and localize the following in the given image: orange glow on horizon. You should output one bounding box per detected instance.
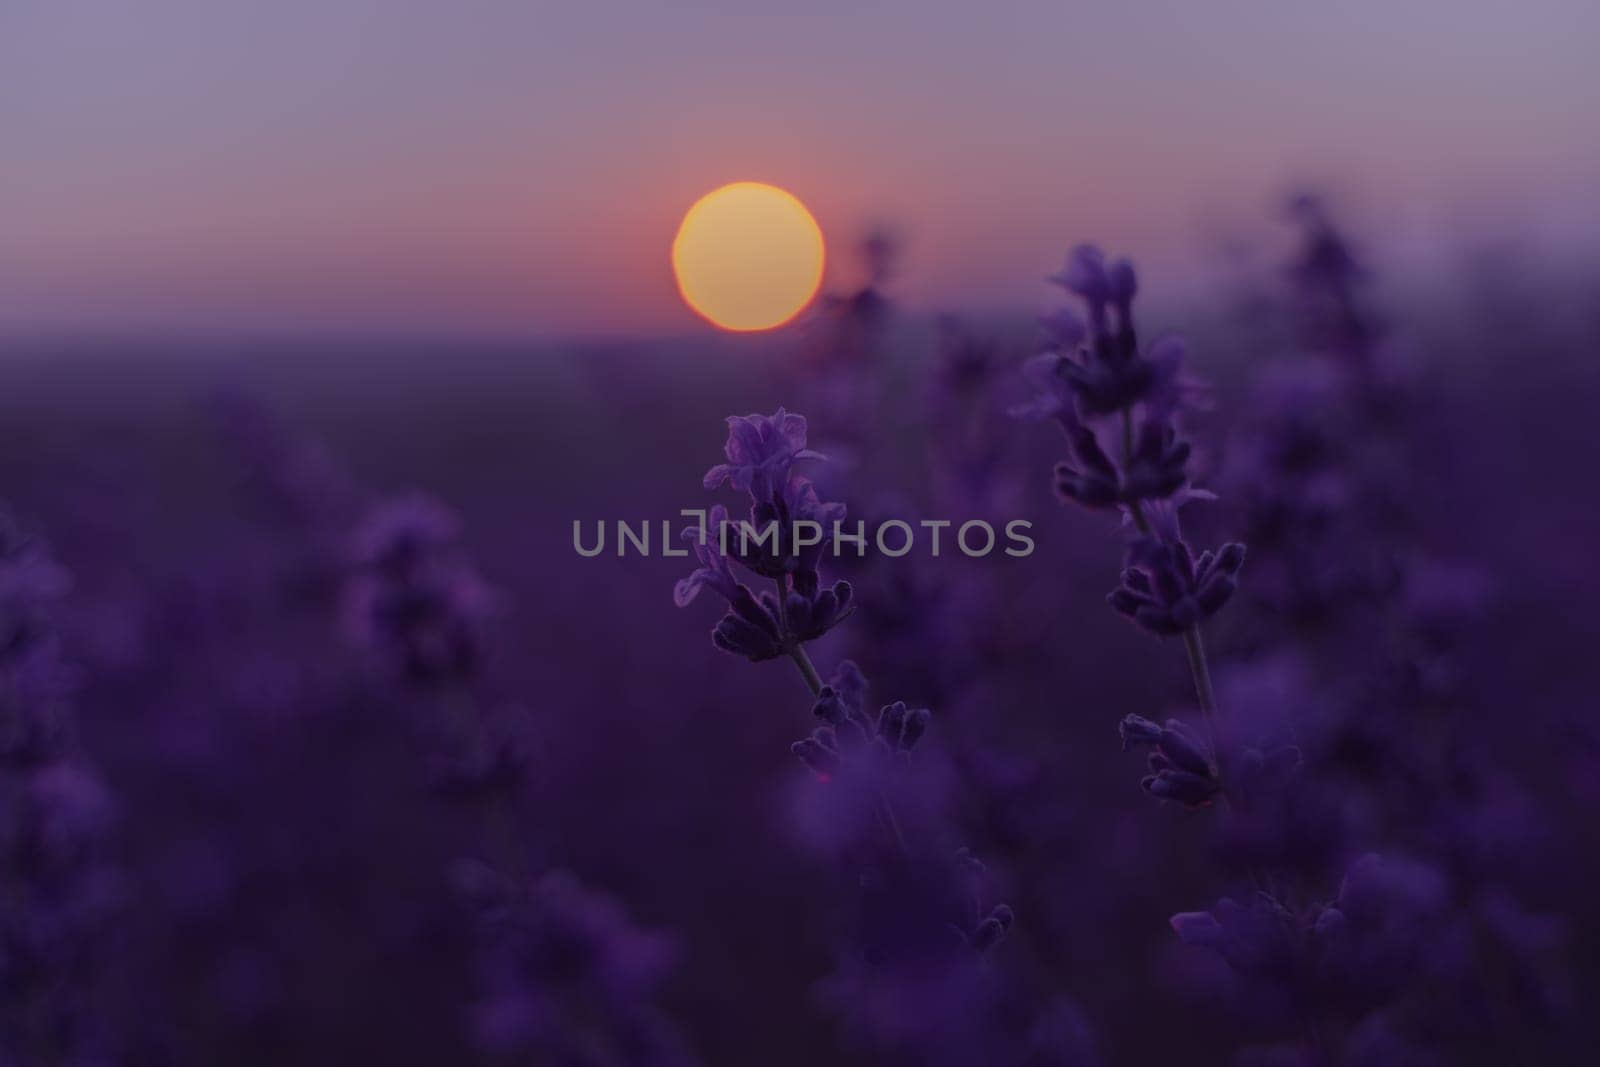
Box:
[671,182,825,332]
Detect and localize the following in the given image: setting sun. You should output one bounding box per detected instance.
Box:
[671,182,825,332]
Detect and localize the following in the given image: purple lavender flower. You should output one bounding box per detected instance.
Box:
[678,407,1046,1063]
[679,535,853,662]
[1048,244,1114,309]
[1061,335,1185,419]
[727,474,847,581]
[711,587,787,662]
[1053,412,1192,509]
[792,661,931,778]
[455,862,698,1065]
[783,574,855,643]
[0,510,119,1064]
[1118,714,1220,805]
[1039,306,1087,350]
[1285,193,1380,365]
[1171,853,1461,1052]
[1109,539,1246,637]
[1011,351,1079,425]
[1314,853,1448,1007]
[343,492,495,685]
[1022,250,1250,825]
[969,902,1016,953]
[678,416,854,660]
[701,407,825,502]
[1037,246,1186,417]
[816,840,1021,1058]
[1171,891,1303,986]
[672,504,741,608]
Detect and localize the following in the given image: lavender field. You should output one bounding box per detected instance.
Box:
[3,203,1599,1065]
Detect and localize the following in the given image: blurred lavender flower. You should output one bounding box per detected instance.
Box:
[792,660,931,779]
[343,492,496,686]
[1051,411,1192,509]
[454,861,697,1066]
[1286,193,1379,365]
[1172,853,1450,1028]
[1035,245,1185,417]
[0,509,120,1063]
[212,408,706,1064]
[813,843,1045,1067]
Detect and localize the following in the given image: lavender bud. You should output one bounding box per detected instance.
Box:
[971,904,1016,952]
[1156,720,1213,777]
[812,686,848,726]
[1119,714,1165,749]
[1142,769,1220,806]
[792,736,839,778]
[897,707,932,751]
[1107,258,1138,304]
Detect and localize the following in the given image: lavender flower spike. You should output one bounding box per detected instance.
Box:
[702,407,825,501]
[1109,539,1246,637]
[1053,414,1191,509]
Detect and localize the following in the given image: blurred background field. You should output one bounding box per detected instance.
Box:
[3,224,1599,1062]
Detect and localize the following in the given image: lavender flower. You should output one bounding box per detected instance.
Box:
[1023,243,1246,681]
[0,510,119,1063]
[672,504,741,607]
[792,660,931,778]
[1109,539,1246,637]
[677,408,1042,1062]
[1037,246,1184,417]
[454,861,697,1066]
[677,411,854,662]
[1052,412,1191,509]
[1171,853,1449,1029]
[1170,891,1303,989]
[1118,714,1220,806]
[701,407,825,502]
[343,492,495,685]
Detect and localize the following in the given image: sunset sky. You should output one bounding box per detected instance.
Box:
[4,0,1598,336]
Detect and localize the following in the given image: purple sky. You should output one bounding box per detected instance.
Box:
[3,0,1597,336]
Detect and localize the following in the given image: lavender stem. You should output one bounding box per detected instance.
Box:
[1181,625,1224,780]
[1122,437,1221,779]
[777,576,827,695]
[788,644,826,697]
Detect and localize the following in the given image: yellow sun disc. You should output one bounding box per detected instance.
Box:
[672,182,825,332]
